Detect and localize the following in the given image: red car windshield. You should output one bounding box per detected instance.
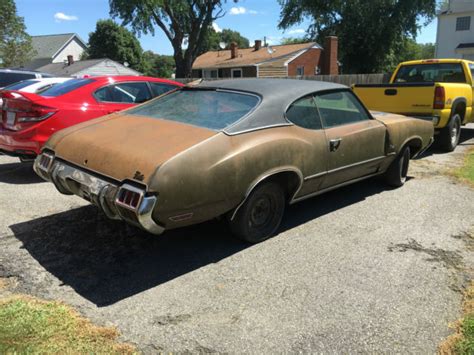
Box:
[41,78,94,97]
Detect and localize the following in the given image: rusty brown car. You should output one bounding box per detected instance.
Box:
[34,79,434,243]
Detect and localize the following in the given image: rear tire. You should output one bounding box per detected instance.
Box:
[229,182,285,243]
[384,146,410,188]
[439,113,461,152]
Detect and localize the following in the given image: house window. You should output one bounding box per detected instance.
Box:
[231,68,243,78]
[456,16,471,31]
[203,69,218,79]
[296,66,305,76]
[314,66,321,75]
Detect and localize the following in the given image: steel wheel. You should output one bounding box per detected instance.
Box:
[229,182,285,243]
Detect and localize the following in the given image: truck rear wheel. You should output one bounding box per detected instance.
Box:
[439,114,461,152]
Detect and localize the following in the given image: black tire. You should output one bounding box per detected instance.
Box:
[384,146,410,188]
[229,182,285,243]
[439,113,461,152]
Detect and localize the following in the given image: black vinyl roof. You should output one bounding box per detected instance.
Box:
[197,78,347,134]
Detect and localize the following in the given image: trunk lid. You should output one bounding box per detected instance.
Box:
[52,114,217,184]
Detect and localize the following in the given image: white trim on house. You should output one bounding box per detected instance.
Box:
[284,44,322,67]
[231,68,243,78]
[52,34,88,60]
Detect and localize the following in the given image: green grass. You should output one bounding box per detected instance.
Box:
[0,296,135,354]
[455,149,474,184]
[455,315,474,354]
[439,284,474,354]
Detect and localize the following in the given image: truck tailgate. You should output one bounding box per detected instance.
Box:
[353,83,436,116]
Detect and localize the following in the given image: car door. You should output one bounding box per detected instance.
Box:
[94,81,153,114]
[315,90,387,189]
[284,94,329,197]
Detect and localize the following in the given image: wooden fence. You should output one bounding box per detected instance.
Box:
[174,73,391,86]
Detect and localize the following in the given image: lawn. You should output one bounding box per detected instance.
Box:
[0,296,135,354]
[455,149,474,185]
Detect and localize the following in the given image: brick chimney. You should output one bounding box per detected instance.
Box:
[323,36,338,75]
[254,40,262,51]
[67,55,74,66]
[230,42,238,59]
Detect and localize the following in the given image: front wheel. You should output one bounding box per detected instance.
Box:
[384,146,410,187]
[439,114,461,152]
[229,182,286,243]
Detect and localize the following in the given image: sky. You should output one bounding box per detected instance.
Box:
[16,0,438,55]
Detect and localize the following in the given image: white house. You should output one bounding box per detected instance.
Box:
[436,0,474,60]
[27,33,88,70]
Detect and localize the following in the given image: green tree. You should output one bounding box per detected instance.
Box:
[141,50,175,77]
[220,29,249,49]
[280,37,310,45]
[199,27,250,54]
[278,0,437,73]
[0,0,34,67]
[109,0,237,78]
[86,19,144,71]
[383,39,436,72]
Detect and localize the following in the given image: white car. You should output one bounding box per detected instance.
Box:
[0,77,71,107]
[1,77,72,94]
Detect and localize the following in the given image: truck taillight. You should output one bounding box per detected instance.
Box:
[433,86,445,110]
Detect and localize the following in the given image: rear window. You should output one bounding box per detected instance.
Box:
[127,88,260,130]
[3,79,40,90]
[41,78,94,97]
[0,72,36,87]
[394,63,466,83]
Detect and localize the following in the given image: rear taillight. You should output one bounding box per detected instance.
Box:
[115,184,144,211]
[433,86,445,110]
[1,91,57,131]
[37,152,54,173]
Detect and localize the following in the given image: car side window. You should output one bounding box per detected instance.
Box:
[470,64,474,81]
[100,82,152,104]
[314,91,370,128]
[285,95,322,130]
[150,82,177,97]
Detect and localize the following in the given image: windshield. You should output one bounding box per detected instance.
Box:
[127,89,260,130]
[3,79,40,90]
[41,78,94,97]
[394,63,466,83]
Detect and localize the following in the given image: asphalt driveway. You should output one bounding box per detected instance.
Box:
[1,126,474,353]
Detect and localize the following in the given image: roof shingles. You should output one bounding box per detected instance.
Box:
[193,42,319,69]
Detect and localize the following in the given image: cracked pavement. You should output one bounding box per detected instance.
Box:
[1,126,474,353]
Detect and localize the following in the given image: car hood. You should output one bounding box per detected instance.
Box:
[49,114,217,185]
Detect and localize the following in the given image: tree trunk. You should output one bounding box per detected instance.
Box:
[174,50,195,78]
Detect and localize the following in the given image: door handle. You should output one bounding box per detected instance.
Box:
[329,138,342,152]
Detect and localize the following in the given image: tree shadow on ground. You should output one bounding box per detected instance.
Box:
[10,176,390,307]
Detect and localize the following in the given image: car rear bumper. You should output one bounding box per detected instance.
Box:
[0,127,44,157]
[34,152,165,235]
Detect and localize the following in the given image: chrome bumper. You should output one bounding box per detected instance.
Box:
[33,154,165,235]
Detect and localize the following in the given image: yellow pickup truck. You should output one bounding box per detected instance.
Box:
[354,59,474,151]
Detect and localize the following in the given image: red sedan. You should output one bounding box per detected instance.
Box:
[0,76,183,160]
